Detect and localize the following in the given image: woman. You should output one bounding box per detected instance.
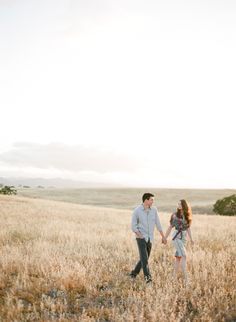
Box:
[165,199,194,283]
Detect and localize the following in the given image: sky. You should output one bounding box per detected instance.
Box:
[0,0,235,188]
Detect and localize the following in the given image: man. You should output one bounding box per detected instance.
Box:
[130,192,166,284]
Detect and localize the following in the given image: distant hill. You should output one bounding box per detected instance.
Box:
[0,177,119,188]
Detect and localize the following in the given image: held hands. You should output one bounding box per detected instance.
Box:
[162,236,167,245]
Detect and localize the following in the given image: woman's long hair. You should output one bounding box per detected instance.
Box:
[176,199,192,226]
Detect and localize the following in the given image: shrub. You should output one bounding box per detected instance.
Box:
[213,194,236,216]
[0,185,17,195]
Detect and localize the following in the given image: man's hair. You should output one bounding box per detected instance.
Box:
[142,193,154,203]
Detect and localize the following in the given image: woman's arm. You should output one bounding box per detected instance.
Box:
[165,225,173,240]
[165,213,175,240]
[187,227,194,244]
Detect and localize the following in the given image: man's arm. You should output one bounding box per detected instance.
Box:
[155,211,167,244]
[131,209,143,238]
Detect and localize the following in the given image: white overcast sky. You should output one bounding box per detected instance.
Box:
[0,0,235,188]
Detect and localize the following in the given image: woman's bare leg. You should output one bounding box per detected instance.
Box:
[180,256,188,283]
[173,257,181,277]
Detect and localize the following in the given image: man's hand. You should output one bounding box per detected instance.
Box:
[135,231,144,239]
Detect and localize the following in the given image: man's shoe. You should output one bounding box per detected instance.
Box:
[145,276,152,284]
[129,273,136,280]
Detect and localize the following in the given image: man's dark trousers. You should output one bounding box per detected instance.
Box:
[131,238,152,278]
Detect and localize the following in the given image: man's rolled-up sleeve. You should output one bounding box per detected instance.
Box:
[131,209,139,233]
[155,211,163,231]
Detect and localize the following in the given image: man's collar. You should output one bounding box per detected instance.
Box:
[142,204,152,210]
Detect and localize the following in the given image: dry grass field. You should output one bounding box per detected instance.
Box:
[0,195,235,321]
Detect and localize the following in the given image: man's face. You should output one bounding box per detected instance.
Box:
[147,197,154,207]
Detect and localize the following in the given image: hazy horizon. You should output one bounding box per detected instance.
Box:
[1,175,236,191]
[1,1,235,189]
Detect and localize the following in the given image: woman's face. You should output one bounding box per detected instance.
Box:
[177,201,182,210]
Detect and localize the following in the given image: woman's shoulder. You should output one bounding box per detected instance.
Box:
[170,212,176,224]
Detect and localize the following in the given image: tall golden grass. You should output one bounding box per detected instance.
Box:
[0,195,235,321]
